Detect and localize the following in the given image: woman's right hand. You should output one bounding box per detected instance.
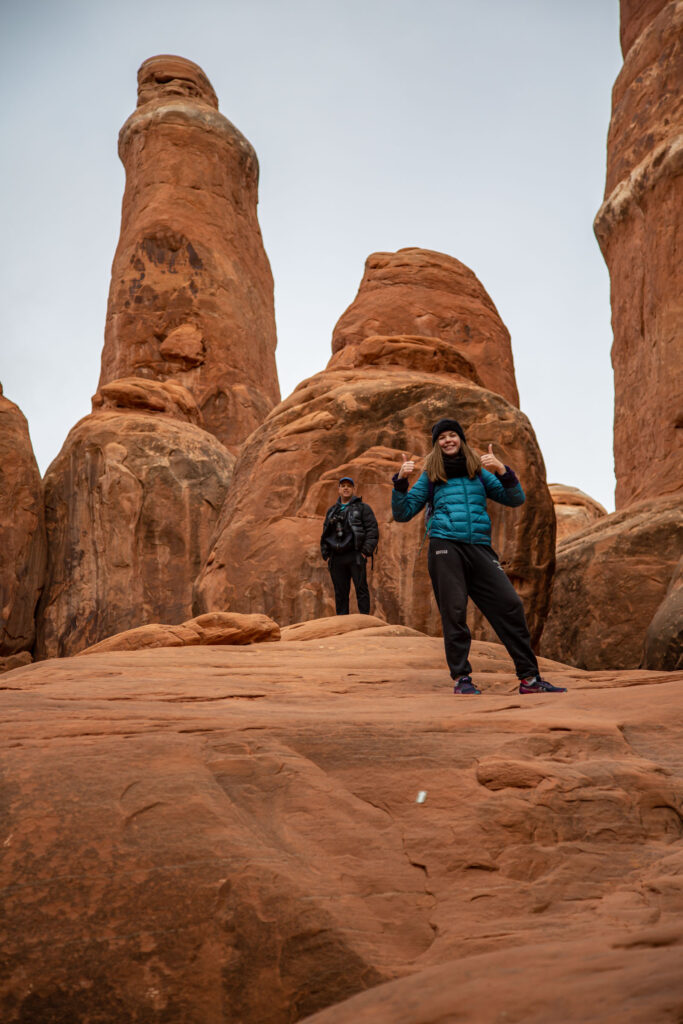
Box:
[397,453,416,479]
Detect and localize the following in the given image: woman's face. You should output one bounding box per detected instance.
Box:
[438,430,461,456]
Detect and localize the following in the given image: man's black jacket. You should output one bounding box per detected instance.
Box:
[320,496,379,560]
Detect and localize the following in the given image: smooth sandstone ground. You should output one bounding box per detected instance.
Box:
[2,622,682,1023]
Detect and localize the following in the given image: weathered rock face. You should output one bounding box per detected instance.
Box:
[594,2,683,509]
[35,379,234,659]
[0,386,46,655]
[332,249,519,406]
[195,252,554,646]
[99,55,280,452]
[541,496,683,670]
[644,556,683,670]
[548,483,607,544]
[2,631,683,1022]
[77,611,280,656]
[544,2,683,671]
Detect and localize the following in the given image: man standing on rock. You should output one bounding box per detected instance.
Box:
[320,477,379,615]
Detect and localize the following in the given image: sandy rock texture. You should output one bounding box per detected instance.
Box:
[541,496,683,670]
[0,386,46,655]
[548,483,607,543]
[546,2,683,670]
[99,55,280,452]
[78,611,280,655]
[195,250,554,644]
[594,1,683,509]
[644,556,683,670]
[1,627,682,1023]
[331,248,519,407]
[35,379,234,659]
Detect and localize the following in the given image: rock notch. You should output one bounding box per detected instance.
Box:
[99,55,280,453]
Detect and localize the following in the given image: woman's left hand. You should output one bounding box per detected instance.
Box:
[480,444,506,475]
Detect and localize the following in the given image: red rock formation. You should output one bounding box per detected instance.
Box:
[332,249,519,406]
[99,55,280,452]
[594,2,682,509]
[548,483,607,543]
[2,629,682,1021]
[544,3,683,671]
[541,496,682,670]
[35,379,233,659]
[195,250,554,646]
[644,556,683,669]
[77,611,280,656]
[0,386,46,655]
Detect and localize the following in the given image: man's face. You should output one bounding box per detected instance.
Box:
[338,480,354,501]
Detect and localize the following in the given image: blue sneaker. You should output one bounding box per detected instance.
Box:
[519,675,567,694]
[453,675,481,694]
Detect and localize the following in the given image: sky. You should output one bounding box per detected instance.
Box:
[1,0,622,510]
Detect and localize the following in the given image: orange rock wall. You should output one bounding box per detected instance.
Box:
[0,388,46,655]
[35,383,234,659]
[100,56,280,453]
[594,2,683,508]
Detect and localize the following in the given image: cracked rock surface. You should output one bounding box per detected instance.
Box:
[1,623,682,1022]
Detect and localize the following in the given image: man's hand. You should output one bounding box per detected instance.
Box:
[480,443,506,475]
[397,452,416,480]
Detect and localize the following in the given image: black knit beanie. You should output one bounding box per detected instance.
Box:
[431,418,466,445]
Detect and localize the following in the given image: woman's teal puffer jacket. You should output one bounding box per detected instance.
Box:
[392,469,525,546]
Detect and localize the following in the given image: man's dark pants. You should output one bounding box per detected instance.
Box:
[328,550,370,615]
[427,538,539,679]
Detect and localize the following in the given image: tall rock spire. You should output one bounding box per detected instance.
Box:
[99,55,280,452]
[594,2,682,508]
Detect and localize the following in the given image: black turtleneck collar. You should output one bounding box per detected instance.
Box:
[442,453,469,478]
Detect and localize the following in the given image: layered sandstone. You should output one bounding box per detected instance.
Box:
[541,496,682,670]
[594,1,682,508]
[644,556,683,670]
[77,611,280,656]
[545,2,683,670]
[35,379,233,659]
[195,250,554,644]
[548,483,607,543]
[0,386,46,655]
[2,629,683,1022]
[99,55,280,452]
[332,248,519,406]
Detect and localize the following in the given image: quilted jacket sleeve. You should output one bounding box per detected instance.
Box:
[480,467,525,507]
[392,472,430,522]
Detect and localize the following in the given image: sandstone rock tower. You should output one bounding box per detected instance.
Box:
[35,56,282,658]
[100,55,280,452]
[195,248,555,644]
[0,385,46,661]
[541,1,683,670]
[594,1,682,507]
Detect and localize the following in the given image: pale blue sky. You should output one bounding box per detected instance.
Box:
[1,0,622,509]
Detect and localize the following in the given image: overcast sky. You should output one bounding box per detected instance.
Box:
[1,0,622,510]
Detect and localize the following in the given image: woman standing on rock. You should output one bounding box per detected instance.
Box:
[392,418,566,695]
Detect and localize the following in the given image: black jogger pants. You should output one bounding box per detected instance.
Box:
[427,538,539,680]
[328,551,370,615]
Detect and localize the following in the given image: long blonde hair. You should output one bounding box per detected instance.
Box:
[423,439,482,482]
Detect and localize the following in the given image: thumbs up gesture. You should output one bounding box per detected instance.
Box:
[480,443,506,476]
[398,452,416,480]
